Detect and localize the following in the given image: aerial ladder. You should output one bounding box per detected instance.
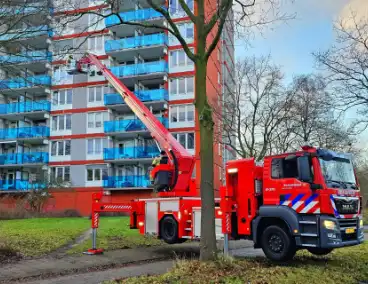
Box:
[66,54,197,254]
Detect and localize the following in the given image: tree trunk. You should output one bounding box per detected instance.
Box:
[196,59,217,261]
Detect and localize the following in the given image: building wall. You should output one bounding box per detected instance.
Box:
[0,0,235,215]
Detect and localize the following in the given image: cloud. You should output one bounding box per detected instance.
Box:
[339,0,368,23]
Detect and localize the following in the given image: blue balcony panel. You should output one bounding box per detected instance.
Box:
[0,74,51,90]
[103,175,151,188]
[110,61,168,78]
[0,51,52,65]
[0,152,48,165]
[0,180,46,191]
[104,117,168,133]
[105,8,165,28]
[0,101,50,115]
[104,89,168,106]
[104,146,160,161]
[105,33,167,53]
[0,25,52,41]
[0,126,50,140]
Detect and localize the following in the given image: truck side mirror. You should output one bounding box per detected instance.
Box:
[297,156,312,183]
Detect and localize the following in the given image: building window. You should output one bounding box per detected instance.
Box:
[88,36,104,53]
[172,132,194,150]
[168,22,194,45]
[170,48,194,68]
[88,13,105,31]
[53,65,72,83]
[87,112,108,129]
[52,89,72,106]
[87,138,108,155]
[169,76,194,96]
[170,104,194,123]
[88,86,104,103]
[52,114,72,131]
[51,140,71,156]
[51,166,70,182]
[87,167,107,181]
[169,0,194,15]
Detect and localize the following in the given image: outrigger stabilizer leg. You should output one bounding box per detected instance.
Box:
[83,211,104,255]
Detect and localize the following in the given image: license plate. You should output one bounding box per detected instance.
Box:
[345,228,355,234]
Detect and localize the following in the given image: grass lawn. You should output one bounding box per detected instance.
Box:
[0,218,89,257]
[112,242,368,284]
[364,208,368,225]
[67,217,162,254]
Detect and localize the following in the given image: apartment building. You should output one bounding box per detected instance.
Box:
[0,0,235,215]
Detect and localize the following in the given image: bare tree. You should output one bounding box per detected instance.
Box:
[314,11,368,131]
[221,55,291,160]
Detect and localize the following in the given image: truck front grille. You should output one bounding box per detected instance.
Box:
[334,198,359,215]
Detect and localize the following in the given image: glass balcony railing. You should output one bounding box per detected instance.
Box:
[110,61,167,77]
[0,126,50,140]
[0,25,52,41]
[0,74,51,90]
[105,8,165,28]
[105,33,167,52]
[0,101,50,115]
[104,117,168,133]
[104,89,168,105]
[0,180,46,191]
[104,146,160,160]
[0,152,48,165]
[103,175,151,188]
[0,50,52,64]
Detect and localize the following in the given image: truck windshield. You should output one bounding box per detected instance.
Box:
[319,158,357,189]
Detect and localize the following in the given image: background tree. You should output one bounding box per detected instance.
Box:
[314,11,368,132]
[221,55,291,160]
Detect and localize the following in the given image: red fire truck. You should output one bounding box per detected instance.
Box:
[69,54,364,261]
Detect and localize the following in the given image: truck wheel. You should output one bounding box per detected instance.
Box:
[261,225,296,262]
[160,215,179,244]
[307,248,333,256]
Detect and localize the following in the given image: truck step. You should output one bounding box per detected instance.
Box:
[186,220,192,223]
[301,244,317,247]
[299,221,317,224]
[185,228,192,231]
[181,236,192,239]
[301,233,318,237]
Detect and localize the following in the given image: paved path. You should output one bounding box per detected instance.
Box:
[15,241,261,284]
[21,261,175,284]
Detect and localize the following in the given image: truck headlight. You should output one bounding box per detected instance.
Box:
[323,220,336,230]
[359,219,363,228]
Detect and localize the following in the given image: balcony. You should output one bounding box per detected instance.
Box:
[105,7,166,30]
[110,61,167,86]
[104,89,168,112]
[0,126,50,142]
[104,146,159,164]
[104,117,168,139]
[0,25,52,47]
[0,179,46,192]
[105,33,167,61]
[0,152,48,167]
[0,50,52,72]
[0,101,50,120]
[103,175,151,189]
[0,74,51,96]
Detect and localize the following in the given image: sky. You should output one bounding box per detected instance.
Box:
[234,0,368,149]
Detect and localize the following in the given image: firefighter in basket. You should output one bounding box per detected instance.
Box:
[149,150,167,185]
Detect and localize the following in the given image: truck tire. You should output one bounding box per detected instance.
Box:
[261,225,296,262]
[307,248,333,256]
[160,215,179,244]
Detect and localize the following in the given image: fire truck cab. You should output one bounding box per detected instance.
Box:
[222,146,364,261]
